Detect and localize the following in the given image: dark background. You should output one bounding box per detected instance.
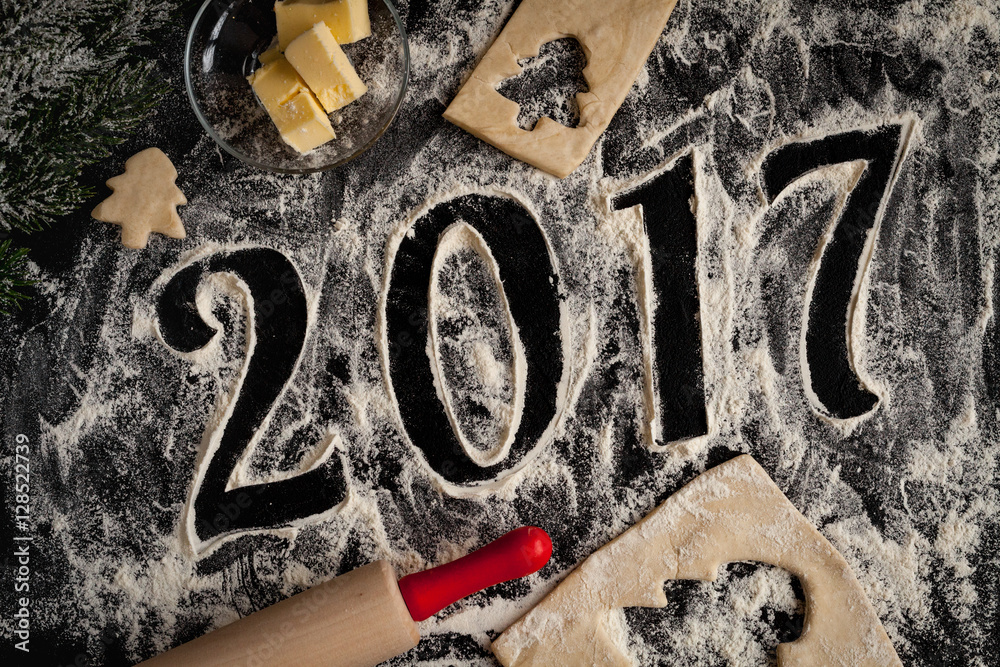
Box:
[3,0,998,665]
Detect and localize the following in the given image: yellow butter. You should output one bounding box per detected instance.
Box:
[258,46,282,65]
[247,57,307,105]
[285,22,368,113]
[271,90,337,153]
[247,57,336,154]
[275,0,371,51]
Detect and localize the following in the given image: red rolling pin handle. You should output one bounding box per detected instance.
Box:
[397,526,553,621]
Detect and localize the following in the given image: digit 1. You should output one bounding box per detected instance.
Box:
[612,152,709,445]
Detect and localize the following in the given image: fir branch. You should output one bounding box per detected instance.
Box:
[0,0,176,312]
[0,240,35,314]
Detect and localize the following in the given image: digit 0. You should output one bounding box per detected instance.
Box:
[382,193,565,486]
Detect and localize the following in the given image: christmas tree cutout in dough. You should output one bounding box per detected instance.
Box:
[92,148,187,249]
[493,454,902,667]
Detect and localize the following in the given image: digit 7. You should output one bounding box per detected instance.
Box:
[760,121,914,420]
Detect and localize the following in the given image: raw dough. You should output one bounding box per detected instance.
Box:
[91,147,187,249]
[492,455,901,667]
[443,0,679,179]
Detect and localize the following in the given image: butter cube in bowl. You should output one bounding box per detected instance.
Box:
[185,0,408,173]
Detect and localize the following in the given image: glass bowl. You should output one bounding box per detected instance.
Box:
[185,0,409,174]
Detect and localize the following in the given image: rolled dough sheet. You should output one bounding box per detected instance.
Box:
[443,0,679,179]
[492,454,901,667]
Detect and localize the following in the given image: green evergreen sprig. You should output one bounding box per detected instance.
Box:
[0,241,35,314]
[0,0,175,312]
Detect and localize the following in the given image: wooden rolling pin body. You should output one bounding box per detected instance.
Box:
[137,527,553,667]
[140,561,418,667]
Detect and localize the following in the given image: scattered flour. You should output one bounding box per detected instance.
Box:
[2,0,998,665]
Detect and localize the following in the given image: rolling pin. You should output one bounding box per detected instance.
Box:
[138,526,552,667]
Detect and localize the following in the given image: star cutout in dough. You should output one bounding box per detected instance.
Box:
[92,147,187,249]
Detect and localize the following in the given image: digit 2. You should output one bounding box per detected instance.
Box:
[760,122,913,420]
[157,248,346,552]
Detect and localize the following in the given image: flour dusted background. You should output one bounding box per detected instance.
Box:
[1,0,998,665]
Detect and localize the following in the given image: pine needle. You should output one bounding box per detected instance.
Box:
[0,0,176,312]
[0,240,36,314]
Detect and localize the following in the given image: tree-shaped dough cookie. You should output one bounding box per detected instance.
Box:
[92,148,187,249]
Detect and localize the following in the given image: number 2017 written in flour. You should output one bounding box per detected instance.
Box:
[155,123,910,551]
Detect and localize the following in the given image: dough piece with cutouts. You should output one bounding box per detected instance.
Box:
[443,0,679,178]
[92,147,187,249]
[492,455,901,667]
